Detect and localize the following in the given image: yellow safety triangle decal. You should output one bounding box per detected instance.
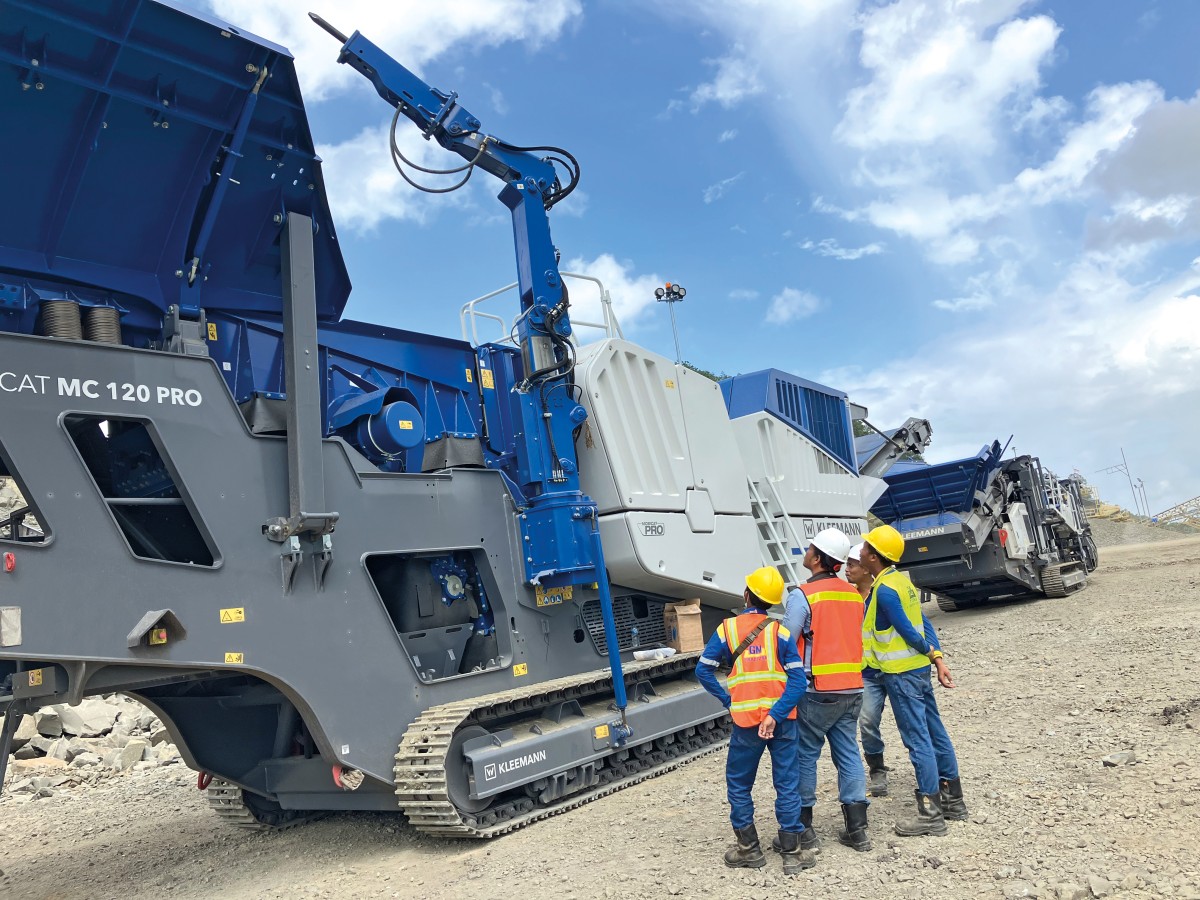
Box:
[220,607,245,624]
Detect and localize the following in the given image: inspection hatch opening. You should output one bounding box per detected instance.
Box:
[0,441,51,544]
[63,414,218,567]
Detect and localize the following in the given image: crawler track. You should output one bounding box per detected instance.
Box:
[206,778,326,831]
[393,653,730,837]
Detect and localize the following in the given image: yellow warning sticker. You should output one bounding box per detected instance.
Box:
[207,322,218,341]
[219,607,245,624]
[465,369,474,383]
[534,584,573,607]
[665,379,676,389]
[513,663,528,677]
[398,420,413,430]
[28,669,43,687]
[148,628,168,645]
[480,368,495,390]
[593,724,610,740]
[224,652,244,664]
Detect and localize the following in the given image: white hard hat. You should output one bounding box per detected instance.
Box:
[811,528,852,564]
[848,542,865,561]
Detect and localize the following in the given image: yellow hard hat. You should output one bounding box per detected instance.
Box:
[745,566,785,606]
[864,525,905,563]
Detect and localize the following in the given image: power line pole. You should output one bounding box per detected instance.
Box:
[1100,448,1142,516]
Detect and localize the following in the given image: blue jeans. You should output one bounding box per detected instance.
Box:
[859,675,888,757]
[726,718,802,832]
[882,668,959,795]
[796,692,867,807]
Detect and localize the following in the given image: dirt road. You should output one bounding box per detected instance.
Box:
[3,538,1199,900]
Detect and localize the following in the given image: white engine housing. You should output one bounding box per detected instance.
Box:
[574,339,872,606]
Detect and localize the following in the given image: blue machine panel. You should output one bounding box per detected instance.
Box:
[0,0,351,335]
[721,369,857,472]
[871,440,1005,524]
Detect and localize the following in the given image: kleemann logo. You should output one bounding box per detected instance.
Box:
[901,525,952,539]
[483,749,548,780]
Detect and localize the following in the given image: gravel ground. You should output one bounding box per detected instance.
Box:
[3,538,1199,900]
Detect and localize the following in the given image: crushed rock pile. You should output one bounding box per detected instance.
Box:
[1088,518,1195,549]
[1,694,180,801]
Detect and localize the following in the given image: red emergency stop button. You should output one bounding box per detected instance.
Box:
[3,552,14,573]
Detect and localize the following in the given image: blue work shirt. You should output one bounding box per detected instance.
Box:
[695,607,807,724]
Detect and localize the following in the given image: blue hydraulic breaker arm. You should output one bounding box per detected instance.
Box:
[310,15,631,740]
[309,14,573,389]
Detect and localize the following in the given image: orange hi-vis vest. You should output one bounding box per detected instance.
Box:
[718,613,797,728]
[800,576,866,692]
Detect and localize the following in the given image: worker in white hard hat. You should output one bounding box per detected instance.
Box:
[860,526,967,838]
[778,527,872,853]
[695,566,815,875]
[847,542,952,800]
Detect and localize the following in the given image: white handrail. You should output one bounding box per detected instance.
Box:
[458,272,623,348]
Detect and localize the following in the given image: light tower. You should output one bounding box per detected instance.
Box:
[654,282,686,364]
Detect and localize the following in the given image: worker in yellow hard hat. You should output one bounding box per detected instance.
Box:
[848,542,954,800]
[695,566,814,874]
[859,526,967,837]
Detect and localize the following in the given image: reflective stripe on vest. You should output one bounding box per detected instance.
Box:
[865,568,927,674]
[801,577,865,691]
[720,614,797,727]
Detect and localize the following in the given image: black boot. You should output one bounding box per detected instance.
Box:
[799,805,820,851]
[864,752,890,797]
[894,790,948,837]
[773,806,821,853]
[724,824,767,868]
[776,830,817,875]
[836,801,872,851]
[939,777,968,821]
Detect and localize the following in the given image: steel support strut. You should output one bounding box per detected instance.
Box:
[0,698,29,794]
[263,213,339,586]
[588,526,631,744]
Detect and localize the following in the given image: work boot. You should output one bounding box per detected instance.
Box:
[939,777,968,821]
[724,825,767,868]
[865,752,890,797]
[772,806,820,853]
[894,790,948,837]
[836,801,872,852]
[776,830,817,875]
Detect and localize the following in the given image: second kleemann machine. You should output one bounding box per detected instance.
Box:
[0,0,930,835]
[867,440,1098,612]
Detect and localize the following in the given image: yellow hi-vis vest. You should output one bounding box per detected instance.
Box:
[863,567,928,675]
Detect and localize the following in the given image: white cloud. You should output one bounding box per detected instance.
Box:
[800,238,884,260]
[838,1,1060,153]
[552,188,590,219]
[205,0,582,102]
[690,54,763,110]
[703,172,745,204]
[718,129,739,143]
[729,288,759,301]
[317,124,477,232]
[562,254,663,336]
[765,288,822,324]
[823,256,1200,511]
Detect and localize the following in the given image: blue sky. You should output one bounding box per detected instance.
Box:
[207,0,1200,515]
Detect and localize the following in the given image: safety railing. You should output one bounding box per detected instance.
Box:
[459,272,624,348]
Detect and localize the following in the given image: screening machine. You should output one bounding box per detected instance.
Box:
[871,442,1098,612]
[0,0,918,834]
